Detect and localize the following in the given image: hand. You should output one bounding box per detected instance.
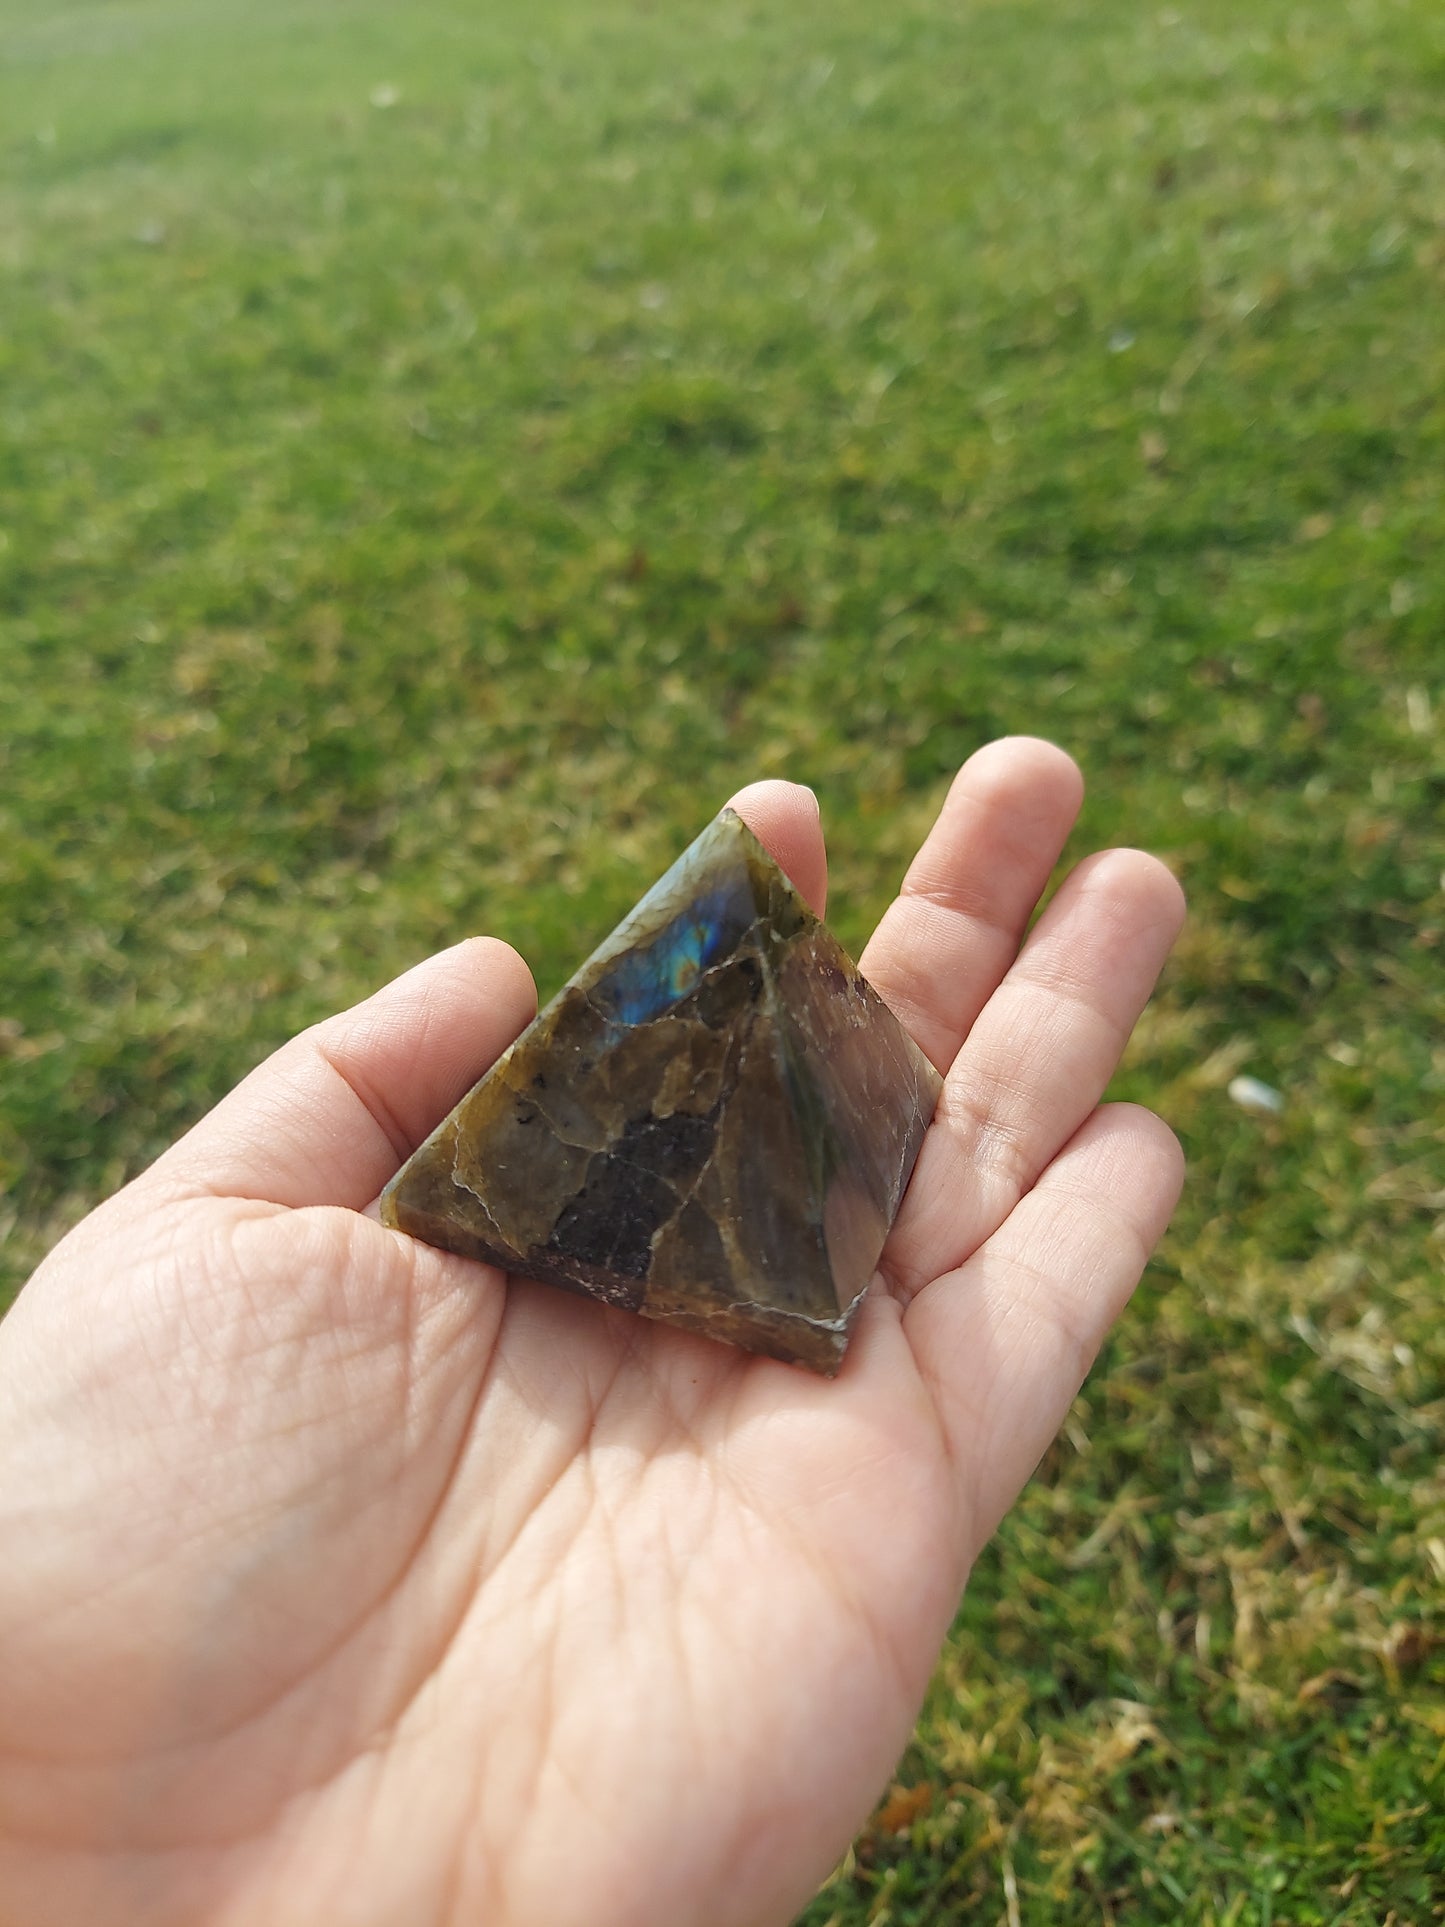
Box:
[0,740,1184,1927]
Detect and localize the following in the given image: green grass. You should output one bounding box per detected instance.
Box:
[2,0,1442,1917]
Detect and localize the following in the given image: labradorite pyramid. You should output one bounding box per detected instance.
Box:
[382,810,941,1373]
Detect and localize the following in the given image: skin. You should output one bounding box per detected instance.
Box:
[0,739,1186,1927]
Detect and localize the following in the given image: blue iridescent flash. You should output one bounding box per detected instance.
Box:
[597,884,749,1024]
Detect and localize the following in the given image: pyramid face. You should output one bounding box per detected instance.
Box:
[381,810,941,1373]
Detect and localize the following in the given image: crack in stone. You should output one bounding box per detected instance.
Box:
[640,1017,754,1265]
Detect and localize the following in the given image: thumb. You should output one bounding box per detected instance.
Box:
[149,937,537,1211]
[142,780,825,1214]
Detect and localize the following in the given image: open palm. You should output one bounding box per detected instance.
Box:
[0,740,1184,1927]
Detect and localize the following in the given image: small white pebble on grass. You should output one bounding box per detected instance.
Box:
[1229,1074,1285,1116]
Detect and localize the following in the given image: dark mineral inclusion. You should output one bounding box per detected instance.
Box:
[381,809,941,1373]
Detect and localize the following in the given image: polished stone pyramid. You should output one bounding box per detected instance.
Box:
[381,810,941,1373]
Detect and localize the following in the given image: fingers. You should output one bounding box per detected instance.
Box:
[149,938,538,1210]
[886,847,1185,1298]
[859,738,1083,1071]
[904,1103,1184,1546]
[726,779,827,917]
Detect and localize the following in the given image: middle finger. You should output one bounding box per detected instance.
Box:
[882,846,1185,1300]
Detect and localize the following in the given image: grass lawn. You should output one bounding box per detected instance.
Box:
[2,0,1442,1917]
